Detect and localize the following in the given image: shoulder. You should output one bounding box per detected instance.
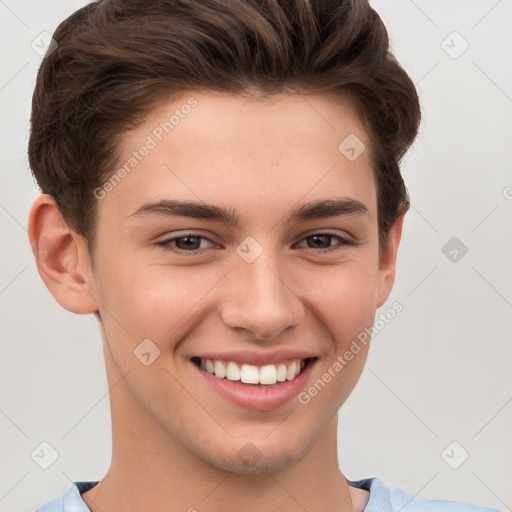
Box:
[347,476,504,512]
[34,496,64,512]
[34,481,98,512]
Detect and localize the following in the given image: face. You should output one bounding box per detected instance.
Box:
[85,91,399,474]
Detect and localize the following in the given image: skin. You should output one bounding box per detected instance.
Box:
[29,91,403,512]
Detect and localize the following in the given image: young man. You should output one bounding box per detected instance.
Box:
[27,1,503,511]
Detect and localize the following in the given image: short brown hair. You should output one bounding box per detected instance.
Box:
[28,0,420,255]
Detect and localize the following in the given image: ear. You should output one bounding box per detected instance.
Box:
[28,194,98,314]
[376,215,404,308]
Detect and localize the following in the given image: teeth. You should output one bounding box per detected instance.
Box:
[197,358,307,385]
[240,364,259,384]
[214,360,226,379]
[286,361,297,380]
[259,364,277,385]
[276,363,287,382]
[226,361,240,381]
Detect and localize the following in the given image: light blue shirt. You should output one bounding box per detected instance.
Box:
[35,477,504,511]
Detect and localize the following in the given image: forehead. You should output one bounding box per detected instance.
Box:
[137,90,370,154]
[103,91,377,223]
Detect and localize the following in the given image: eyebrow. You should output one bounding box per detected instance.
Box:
[128,198,369,224]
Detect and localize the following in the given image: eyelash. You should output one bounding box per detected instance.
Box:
[157,231,353,256]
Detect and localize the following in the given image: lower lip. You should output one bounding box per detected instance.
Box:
[192,359,317,411]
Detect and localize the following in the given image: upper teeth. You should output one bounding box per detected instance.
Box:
[199,358,305,385]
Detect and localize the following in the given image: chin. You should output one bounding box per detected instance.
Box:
[205,449,298,475]
[194,434,311,476]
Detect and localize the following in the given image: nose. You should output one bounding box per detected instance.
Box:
[219,251,304,341]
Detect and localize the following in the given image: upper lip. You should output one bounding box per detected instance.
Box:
[191,349,317,367]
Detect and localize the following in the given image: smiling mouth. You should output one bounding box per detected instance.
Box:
[191,357,316,386]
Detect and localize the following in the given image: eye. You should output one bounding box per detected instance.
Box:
[157,231,353,256]
[295,232,352,253]
[157,233,215,255]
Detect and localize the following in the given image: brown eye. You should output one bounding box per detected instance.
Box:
[158,233,215,255]
[296,232,352,252]
[306,234,335,249]
[173,235,202,251]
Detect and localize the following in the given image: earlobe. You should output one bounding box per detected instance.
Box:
[28,194,98,315]
[376,215,404,308]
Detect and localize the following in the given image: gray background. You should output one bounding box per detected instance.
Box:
[1,0,511,510]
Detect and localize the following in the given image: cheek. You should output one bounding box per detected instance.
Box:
[299,265,377,414]
[298,255,379,342]
[335,267,378,337]
[99,261,224,345]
